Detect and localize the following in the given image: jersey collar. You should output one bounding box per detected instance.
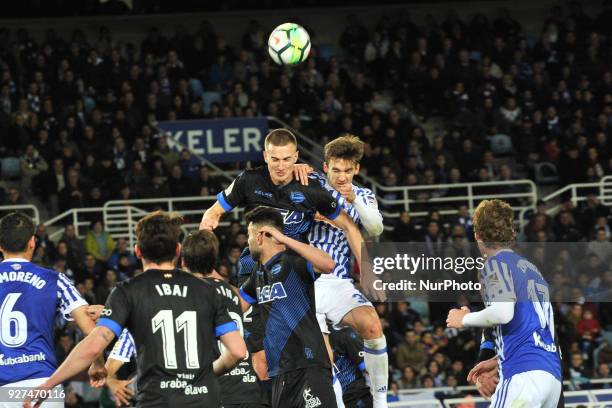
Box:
[262,251,283,272]
[1,257,30,263]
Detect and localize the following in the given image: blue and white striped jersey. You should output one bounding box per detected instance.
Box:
[307,172,380,280]
[0,258,88,385]
[109,328,136,362]
[480,250,562,381]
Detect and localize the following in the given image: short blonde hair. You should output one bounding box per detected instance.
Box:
[264,128,297,149]
[472,199,515,247]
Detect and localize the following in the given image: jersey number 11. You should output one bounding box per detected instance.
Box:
[152,310,199,369]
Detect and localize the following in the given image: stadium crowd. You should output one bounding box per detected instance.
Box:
[0,0,611,404]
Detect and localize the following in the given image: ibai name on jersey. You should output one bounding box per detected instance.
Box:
[0,269,46,289]
[256,282,287,303]
[154,283,188,298]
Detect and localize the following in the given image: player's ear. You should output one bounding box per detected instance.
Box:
[134,244,142,259]
[354,163,360,175]
[28,236,36,251]
[323,162,329,173]
[175,243,181,259]
[263,149,268,163]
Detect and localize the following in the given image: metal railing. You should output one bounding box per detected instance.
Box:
[43,207,104,240]
[102,196,243,250]
[0,204,39,225]
[376,179,537,230]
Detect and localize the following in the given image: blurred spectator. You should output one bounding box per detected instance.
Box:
[108,238,138,271]
[396,329,427,372]
[95,269,118,303]
[398,366,419,389]
[84,220,116,263]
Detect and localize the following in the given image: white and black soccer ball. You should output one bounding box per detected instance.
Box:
[268,23,311,66]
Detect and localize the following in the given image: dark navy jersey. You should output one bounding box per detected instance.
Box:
[330,328,371,406]
[239,250,329,377]
[216,166,341,241]
[205,278,267,406]
[97,269,238,408]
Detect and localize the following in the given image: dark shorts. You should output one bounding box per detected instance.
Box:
[271,367,337,408]
[345,395,373,408]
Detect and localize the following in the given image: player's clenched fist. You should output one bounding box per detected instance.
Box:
[199,216,218,231]
[446,306,470,329]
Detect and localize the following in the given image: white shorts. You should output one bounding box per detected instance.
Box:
[0,377,64,408]
[315,277,372,334]
[490,370,561,408]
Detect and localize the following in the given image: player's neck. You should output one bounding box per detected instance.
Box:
[2,251,32,261]
[203,270,225,281]
[259,246,284,265]
[142,259,177,271]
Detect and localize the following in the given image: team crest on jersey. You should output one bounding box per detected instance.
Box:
[11,263,21,270]
[303,387,322,408]
[289,191,306,204]
[270,264,282,276]
[257,282,287,303]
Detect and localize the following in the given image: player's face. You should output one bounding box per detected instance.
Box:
[324,158,360,190]
[247,223,262,261]
[264,143,298,185]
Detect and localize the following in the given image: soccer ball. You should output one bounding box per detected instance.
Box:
[268,23,311,66]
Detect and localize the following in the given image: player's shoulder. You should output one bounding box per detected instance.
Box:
[241,166,268,179]
[354,185,374,197]
[0,260,64,282]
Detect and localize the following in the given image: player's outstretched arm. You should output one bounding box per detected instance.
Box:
[200,201,226,231]
[447,303,515,329]
[259,226,335,273]
[214,331,248,375]
[24,327,115,407]
[332,211,364,266]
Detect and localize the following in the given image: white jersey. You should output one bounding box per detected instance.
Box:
[308,172,380,280]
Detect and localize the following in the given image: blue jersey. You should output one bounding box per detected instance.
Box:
[0,258,87,385]
[480,250,562,381]
[308,172,379,280]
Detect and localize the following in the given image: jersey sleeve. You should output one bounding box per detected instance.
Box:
[288,251,316,282]
[478,329,496,362]
[109,329,136,363]
[239,273,258,305]
[217,171,248,211]
[308,182,342,221]
[56,272,88,320]
[97,285,131,338]
[479,258,517,303]
[211,288,238,337]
